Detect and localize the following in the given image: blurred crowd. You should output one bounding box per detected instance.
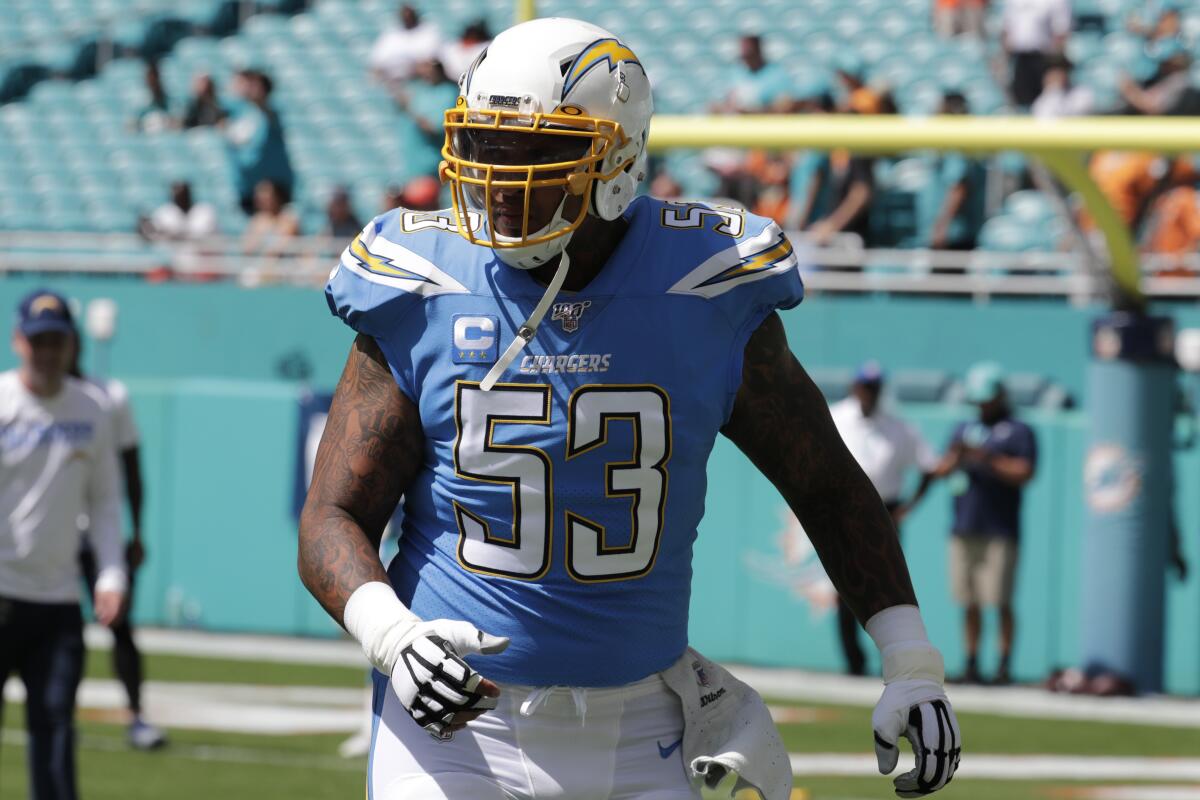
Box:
[669,0,1200,270]
[131,3,478,259]
[120,0,1200,273]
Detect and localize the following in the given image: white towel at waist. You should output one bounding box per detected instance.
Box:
[660,647,791,800]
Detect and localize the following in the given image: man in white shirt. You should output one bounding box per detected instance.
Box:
[1032,55,1095,119]
[1002,0,1072,107]
[368,4,443,86]
[1,290,126,800]
[829,362,939,675]
[139,181,217,242]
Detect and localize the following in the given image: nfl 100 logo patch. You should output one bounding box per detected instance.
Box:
[551,300,591,333]
[452,315,499,364]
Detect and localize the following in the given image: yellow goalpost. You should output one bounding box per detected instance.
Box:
[649,114,1200,309]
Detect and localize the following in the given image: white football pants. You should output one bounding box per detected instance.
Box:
[367,670,699,800]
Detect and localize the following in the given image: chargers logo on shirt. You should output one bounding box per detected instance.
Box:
[453,315,498,364]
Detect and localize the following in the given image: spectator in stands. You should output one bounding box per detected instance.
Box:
[784,76,837,231]
[922,92,986,250]
[399,59,459,145]
[382,184,405,212]
[1127,0,1183,45]
[935,0,988,39]
[833,53,885,116]
[703,34,794,208]
[828,362,939,675]
[1084,151,1164,230]
[1119,39,1200,116]
[322,187,363,239]
[224,69,293,215]
[934,363,1037,685]
[396,175,442,211]
[242,178,300,258]
[1141,158,1200,275]
[649,170,683,200]
[181,73,227,129]
[439,19,491,84]
[1001,0,1071,108]
[135,61,174,134]
[712,34,792,114]
[805,92,879,246]
[139,181,217,242]
[369,4,443,86]
[1031,55,1094,118]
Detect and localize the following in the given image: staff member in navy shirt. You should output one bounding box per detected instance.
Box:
[935,362,1038,685]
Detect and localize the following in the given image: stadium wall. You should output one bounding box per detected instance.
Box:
[2,278,1198,693]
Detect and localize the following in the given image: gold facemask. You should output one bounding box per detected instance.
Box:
[440,101,629,250]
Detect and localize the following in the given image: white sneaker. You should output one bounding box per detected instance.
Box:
[129,718,167,750]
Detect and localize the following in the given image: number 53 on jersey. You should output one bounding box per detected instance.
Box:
[453,382,671,583]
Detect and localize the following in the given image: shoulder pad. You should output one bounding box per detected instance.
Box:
[325,211,471,336]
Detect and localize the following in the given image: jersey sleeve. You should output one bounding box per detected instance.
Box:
[325,213,469,400]
[665,212,805,415]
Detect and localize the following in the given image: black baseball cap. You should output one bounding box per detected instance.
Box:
[16,289,75,337]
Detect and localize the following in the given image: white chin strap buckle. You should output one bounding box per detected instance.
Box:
[480,252,571,391]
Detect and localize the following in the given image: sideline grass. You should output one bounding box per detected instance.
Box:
[84,649,368,689]
[6,651,1199,799]
[768,698,1200,758]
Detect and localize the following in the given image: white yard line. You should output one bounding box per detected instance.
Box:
[1070,788,1200,800]
[732,666,1200,729]
[1,729,360,772]
[792,758,1200,782]
[5,679,366,735]
[792,754,1200,781]
[82,626,1200,728]
[84,625,365,667]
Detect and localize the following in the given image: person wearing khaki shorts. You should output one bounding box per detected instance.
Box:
[949,535,1018,609]
[935,363,1037,685]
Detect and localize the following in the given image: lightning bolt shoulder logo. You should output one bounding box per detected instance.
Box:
[667,223,800,300]
[338,230,469,298]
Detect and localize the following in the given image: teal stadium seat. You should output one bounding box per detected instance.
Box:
[890,369,953,404]
[807,367,855,402]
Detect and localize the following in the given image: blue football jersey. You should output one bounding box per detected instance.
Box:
[325,196,804,686]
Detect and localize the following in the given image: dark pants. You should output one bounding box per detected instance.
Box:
[1010,51,1047,108]
[0,596,85,800]
[837,500,902,676]
[78,543,142,714]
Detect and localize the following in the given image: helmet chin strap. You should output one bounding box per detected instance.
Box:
[481,249,571,391]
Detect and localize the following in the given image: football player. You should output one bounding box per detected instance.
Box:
[299,17,960,800]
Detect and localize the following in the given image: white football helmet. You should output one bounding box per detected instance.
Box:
[440,17,653,269]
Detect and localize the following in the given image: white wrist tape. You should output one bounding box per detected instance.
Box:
[94,567,128,594]
[865,604,944,685]
[343,581,420,676]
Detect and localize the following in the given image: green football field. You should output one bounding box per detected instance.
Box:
[3,649,1199,800]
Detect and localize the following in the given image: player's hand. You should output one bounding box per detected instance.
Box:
[94,589,126,628]
[389,619,509,741]
[873,679,961,797]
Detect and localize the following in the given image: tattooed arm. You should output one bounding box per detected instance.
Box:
[298,334,425,626]
[721,312,917,623]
